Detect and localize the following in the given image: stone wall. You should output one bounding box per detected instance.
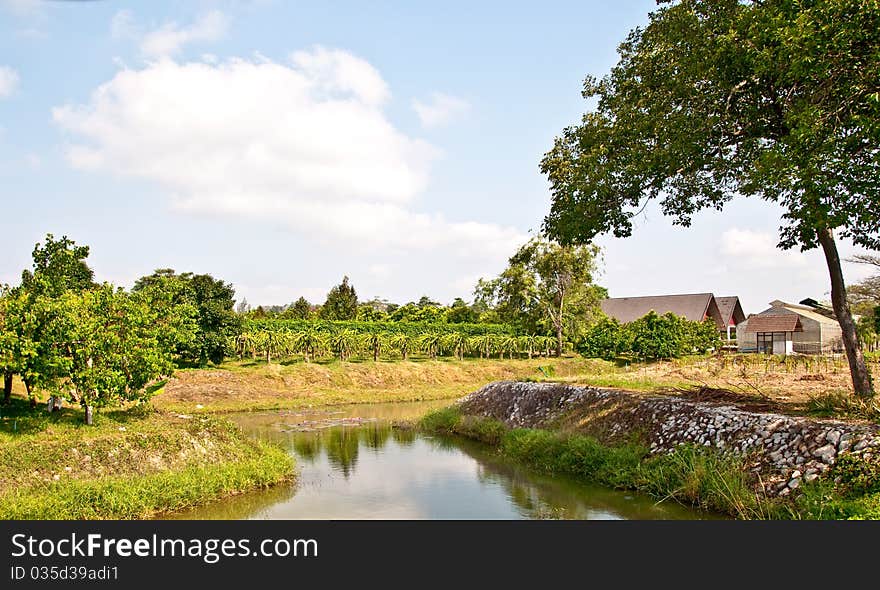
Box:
[458,381,880,496]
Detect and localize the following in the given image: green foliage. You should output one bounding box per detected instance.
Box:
[61,285,177,408]
[286,297,313,320]
[828,454,880,497]
[0,442,292,520]
[133,269,241,366]
[320,276,359,320]
[475,235,605,354]
[245,318,516,337]
[540,0,879,396]
[578,316,623,359]
[579,312,720,360]
[233,318,555,363]
[541,0,880,252]
[446,297,480,324]
[20,234,95,297]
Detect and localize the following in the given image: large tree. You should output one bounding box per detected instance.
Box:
[541,0,879,397]
[476,236,605,356]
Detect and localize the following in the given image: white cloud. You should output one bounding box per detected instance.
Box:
[52,50,524,261]
[720,228,809,270]
[291,46,389,106]
[412,92,470,128]
[138,10,229,58]
[0,66,19,98]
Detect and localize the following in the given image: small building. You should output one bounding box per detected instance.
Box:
[599,293,744,337]
[737,300,844,354]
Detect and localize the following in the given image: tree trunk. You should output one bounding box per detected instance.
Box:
[2,371,12,405]
[555,324,564,358]
[817,227,874,398]
[25,378,35,407]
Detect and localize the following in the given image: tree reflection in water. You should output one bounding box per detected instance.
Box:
[324,427,361,478]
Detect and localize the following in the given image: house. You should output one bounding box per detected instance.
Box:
[737,300,844,354]
[599,293,744,337]
[715,296,747,341]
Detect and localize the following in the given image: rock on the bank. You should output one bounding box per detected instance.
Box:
[457,381,880,497]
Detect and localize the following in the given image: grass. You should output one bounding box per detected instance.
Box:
[0,396,295,520]
[805,392,880,422]
[0,443,292,519]
[419,406,880,520]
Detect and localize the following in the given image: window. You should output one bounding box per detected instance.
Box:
[757,332,786,354]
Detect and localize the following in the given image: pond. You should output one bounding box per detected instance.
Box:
[167,400,719,520]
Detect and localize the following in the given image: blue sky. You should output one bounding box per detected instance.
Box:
[0,0,873,314]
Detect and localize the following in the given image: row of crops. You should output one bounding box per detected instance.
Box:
[243,319,516,336]
[231,322,561,363]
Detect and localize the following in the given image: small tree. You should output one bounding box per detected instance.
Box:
[288,297,313,320]
[320,276,358,320]
[446,298,479,324]
[63,285,175,422]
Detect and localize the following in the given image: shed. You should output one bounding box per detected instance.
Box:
[737,300,843,354]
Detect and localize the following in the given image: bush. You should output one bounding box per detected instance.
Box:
[578,312,720,360]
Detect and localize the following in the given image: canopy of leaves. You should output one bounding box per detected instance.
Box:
[476,236,605,340]
[20,234,95,297]
[62,285,176,407]
[133,269,240,366]
[579,311,720,360]
[541,0,880,252]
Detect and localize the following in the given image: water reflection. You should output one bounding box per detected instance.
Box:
[166,401,720,520]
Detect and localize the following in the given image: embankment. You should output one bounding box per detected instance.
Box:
[0,407,294,519]
[457,381,880,497]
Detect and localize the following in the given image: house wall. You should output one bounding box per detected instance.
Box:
[736,323,757,352]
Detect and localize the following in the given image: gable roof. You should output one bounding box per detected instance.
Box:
[715,296,746,326]
[765,301,840,325]
[600,293,718,326]
[745,313,804,333]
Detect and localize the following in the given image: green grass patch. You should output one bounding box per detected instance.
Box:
[0,395,295,519]
[0,443,293,519]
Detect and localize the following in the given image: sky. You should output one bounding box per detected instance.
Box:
[0,0,874,316]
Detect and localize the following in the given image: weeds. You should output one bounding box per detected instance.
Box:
[806,392,880,422]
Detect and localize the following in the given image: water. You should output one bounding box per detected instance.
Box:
[167,401,718,520]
